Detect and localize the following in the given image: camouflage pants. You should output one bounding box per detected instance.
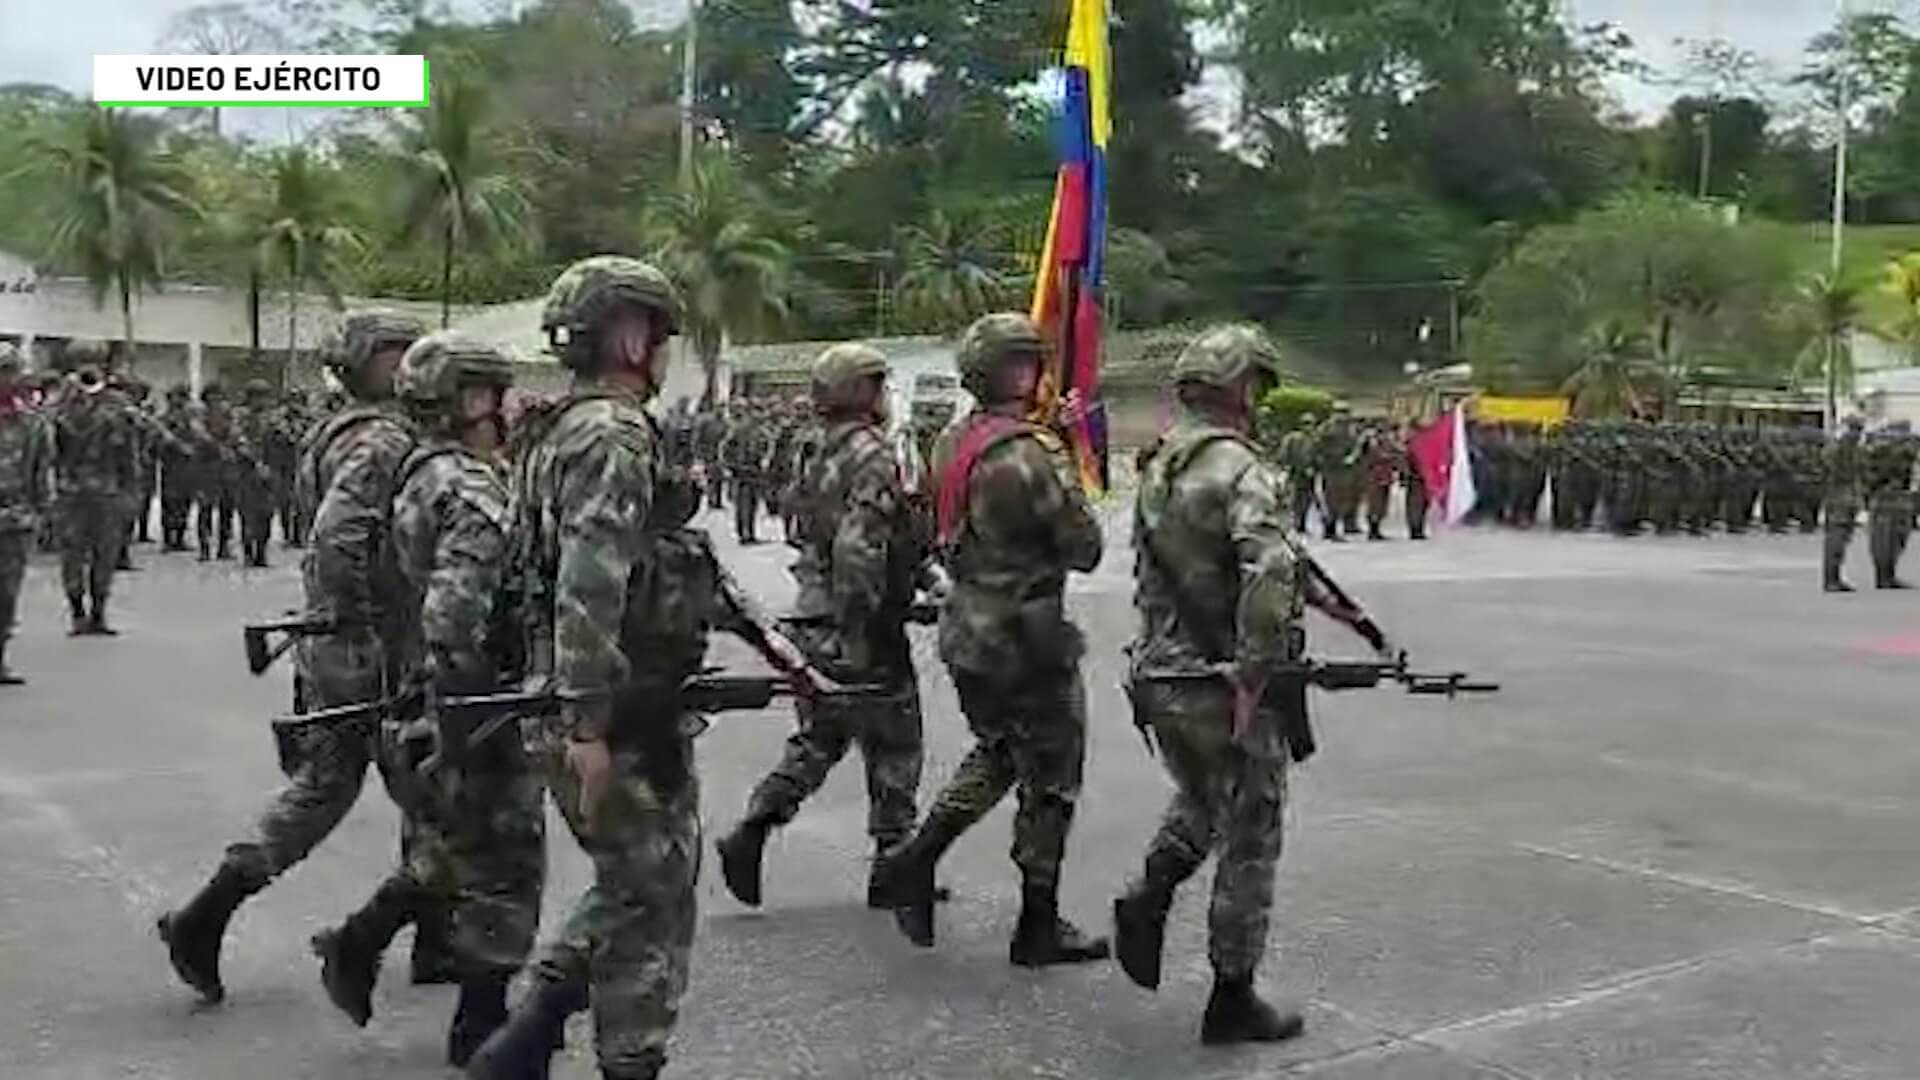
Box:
[1868,497,1912,583]
[1286,473,1315,534]
[732,476,761,541]
[1404,482,1429,538]
[923,667,1087,890]
[529,723,700,1078]
[195,471,235,555]
[1132,679,1287,982]
[0,528,29,644]
[159,460,196,542]
[57,495,122,604]
[368,725,546,978]
[237,484,274,564]
[1362,482,1391,533]
[746,681,923,847]
[1824,496,1859,583]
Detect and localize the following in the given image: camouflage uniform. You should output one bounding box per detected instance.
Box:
[0,345,52,682]
[1400,427,1429,539]
[50,346,139,633]
[878,313,1107,965]
[695,408,727,509]
[1113,324,1311,1045]
[1276,428,1316,534]
[312,333,543,1063]
[195,388,238,560]
[157,312,428,1009]
[1311,414,1361,540]
[158,387,201,551]
[720,345,932,909]
[122,381,162,549]
[1864,424,1916,589]
[233,383,279,567]
[1823,421,1865,591]
[1358,422,1398,540]
[723,406,770,543]
[269,394,306,547]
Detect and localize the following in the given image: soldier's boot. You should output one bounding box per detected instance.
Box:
[716,815,774,908]
[311,882,414,1026]
[878,815,964,947]
[446,972,512,1068]
[1200,976,1305,1045]
[156,862,261,1004]
[1877,571,1911,590]
[1008,882,1110,968]
[66,594,88,637]
[1366,521,1385,541]
[1113,852,1192,990]
[86,596,117,637]
[866,840,951,910]
[462,973,587,1080]
[0,639,25,686]
[196,529,212,561]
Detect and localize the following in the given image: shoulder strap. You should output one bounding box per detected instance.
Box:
[1135,426,1258,664]
[934,414,1034,546]
[394,444,465,502]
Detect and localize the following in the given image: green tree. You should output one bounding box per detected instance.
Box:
[1563,320,1662,418]
[892,206,1014,334]
[1654,96,1770,201]
[1800,272,1863,427]
[26,110,199,354]
[395,73,533,327]
[643,154,790,406]
[699,0,804,175]
[256,148,362,366]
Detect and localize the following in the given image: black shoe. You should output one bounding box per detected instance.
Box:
[1113,887,1175,990]
[716,820,770,908]
[447,974,511,1068]
[865,842,952,910]
[157,864,256,1004]
[312,925,383,1026]
[1879,578,1912,590]
[879,849,938,947]
[86,610,117,637]
[1826,579,1856,593]
[463,975,586,1080]
[1200,977,1305,1045]
[1008,885,1109,968]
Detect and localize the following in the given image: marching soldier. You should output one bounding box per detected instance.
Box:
[877,312,1109,967]
[1400,422,1429,540]
[233,380,279,568]
[158,385,201,552]
[50,343,139,636]
[1113,324,1390,1044]
[156,312,428,1006]
[310,333,545,1066]
[1864,421,1915,590]
[0,344,52,684]
[1823,416,1865,592]
[717,345,936,910]
[196,385,238,561]
[1358,419,1398,541]
[724,402,770,544]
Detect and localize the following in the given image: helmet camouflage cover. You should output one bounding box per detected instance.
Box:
[541,255,684,372]
[395,330,515,423]
[810,342,888,412]
[956,312,1045,400]
[1172,323,1283,389]
[323,311,426,398]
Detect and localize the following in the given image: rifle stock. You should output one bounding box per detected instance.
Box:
[243,614,338,675]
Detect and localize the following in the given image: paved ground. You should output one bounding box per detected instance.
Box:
[2,507,1917,1080]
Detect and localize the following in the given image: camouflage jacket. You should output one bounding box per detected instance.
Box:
[694,412,727,461]
[788,419,928,678]
[932,406,1102,678]
[160,405,204,467]
[391,440,509,693]
[1824,433,1863,501]
[722,416,769,473]
[297,404,416,635]
[0,406,53,533]
[233,406,277,491]
[51,390,139,499]
[1131,415,1301,688]
[1311,422,1361,473]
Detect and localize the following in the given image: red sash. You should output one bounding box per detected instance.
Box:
[935,415,1027,546]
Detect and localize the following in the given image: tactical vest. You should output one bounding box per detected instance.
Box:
[1135,424,1260,664]
[933,413,1041,548]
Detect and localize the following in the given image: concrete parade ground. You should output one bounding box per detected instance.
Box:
[2,506,1917,1080]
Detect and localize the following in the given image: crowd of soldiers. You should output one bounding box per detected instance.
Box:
[0,255,1381,1080]
[0,340,327,683]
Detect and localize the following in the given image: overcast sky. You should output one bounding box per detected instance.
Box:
[0,1,1892,120]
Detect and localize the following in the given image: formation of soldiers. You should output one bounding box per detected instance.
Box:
[1273,410,1430,542]
[22,255,1401,1080]
[655,395,823,546]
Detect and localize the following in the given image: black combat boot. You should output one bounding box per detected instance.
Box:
[66,594,88,636]
[866,840,951,909]
[86,597,117,636]
[446,972,512,1067]
[0,639,24,686]
[463,974,587,1080]
[877,815,965,947]
[1008,882,1110,968]
[156,862,261,1004]
[1113,852,1193,990]
[1200,976,1305,1045]
[716,815,775,907]
[311,881,415,1026]
[1366,523,1385,541]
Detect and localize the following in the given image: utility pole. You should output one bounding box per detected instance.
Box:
[679,0,698,190]
[1828,0,1851,431]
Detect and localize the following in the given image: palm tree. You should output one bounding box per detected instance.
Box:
[892,207,1012,333]
[643,154,790,406]
[1801,272,1863,428]
[29,110,198,358]
[256,149,362,369]
[1563,321,1662,418]
[395,74,531,327]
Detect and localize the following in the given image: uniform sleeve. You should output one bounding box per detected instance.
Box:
[830,441,901,631]
[31,417,54,511]
[552,419,654,740]
[1226,454,1301,685]
[423,470,509,692]
[971,434,1103,573]
[310,423,410,628]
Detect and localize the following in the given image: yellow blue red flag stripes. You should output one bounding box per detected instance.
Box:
[1030,0,1110,494]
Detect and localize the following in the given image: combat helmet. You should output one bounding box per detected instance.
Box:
[323,312,425,401]
[244,377,273,401]
[810,342,889,415]
[1172,324,1283,390]
[395,330,515,432]
[956,312,1045,401]
[540,255,684,373]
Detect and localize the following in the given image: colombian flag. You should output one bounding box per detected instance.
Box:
[1030,0,1110,494]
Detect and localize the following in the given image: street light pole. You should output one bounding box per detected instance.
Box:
[679,0,698,190]
[1828,0,1850,431]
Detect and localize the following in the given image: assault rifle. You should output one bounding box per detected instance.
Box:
[243,613,338,675]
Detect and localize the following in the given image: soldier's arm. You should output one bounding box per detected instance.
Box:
[1223,450,1300,689]
[422,467,509,691]
[830,437,902,634]
[552,419,653,740]
[310,422,411,627]
[976,433,1103,572]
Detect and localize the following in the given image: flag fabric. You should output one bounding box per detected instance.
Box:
[1407,405,1479,525]
[1029,0,1111,494]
